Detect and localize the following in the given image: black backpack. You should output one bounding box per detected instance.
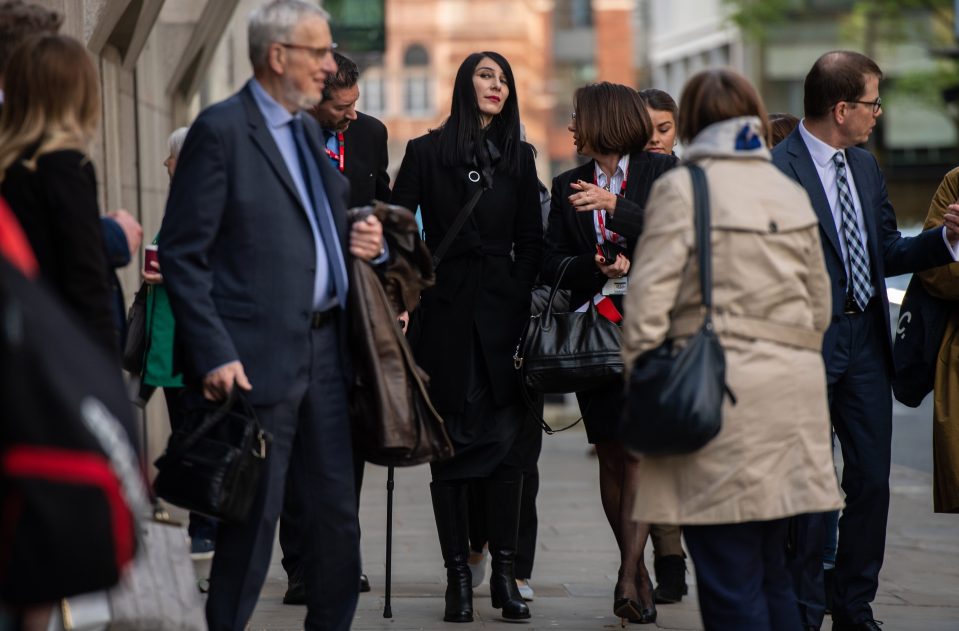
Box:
[0,257,145,605]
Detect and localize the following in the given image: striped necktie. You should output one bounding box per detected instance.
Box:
[832,151,871,311]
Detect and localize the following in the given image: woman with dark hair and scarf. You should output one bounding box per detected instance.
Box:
[392,51,543,623]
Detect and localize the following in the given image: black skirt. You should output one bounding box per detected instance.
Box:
[576,380,624,445]
[430,329,530,480]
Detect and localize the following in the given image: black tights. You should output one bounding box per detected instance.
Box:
[595,442,652,606]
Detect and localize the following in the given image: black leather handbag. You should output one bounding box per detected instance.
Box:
[122,283,148,375]
[621,164,734,456]
[153,387,270,523]
[513,256,623,395]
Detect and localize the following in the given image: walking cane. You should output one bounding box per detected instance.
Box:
[383,464,395,618]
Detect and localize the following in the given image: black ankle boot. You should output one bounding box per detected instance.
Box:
[653,555,687,604]
[486,477,531,620]
[430,480,473,623]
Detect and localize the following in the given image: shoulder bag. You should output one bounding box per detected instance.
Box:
[49,510,206,631]
[892,274,951,407]
[513,257,624,394]
[621,163,735,456]
[153,386,270,523]
[121,283,148,375]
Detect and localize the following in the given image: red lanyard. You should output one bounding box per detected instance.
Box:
[325,132,345,173]
[594,164,628,244]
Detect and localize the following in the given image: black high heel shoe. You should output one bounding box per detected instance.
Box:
[634,576,657,624]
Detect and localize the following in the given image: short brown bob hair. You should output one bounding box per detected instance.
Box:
[678,69,769,145]
[573,82,651,155]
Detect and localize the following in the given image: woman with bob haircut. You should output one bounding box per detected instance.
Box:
[621,68,843,630]
[0,34,117,355]
[392,50,543,623]
[544,81,677,624]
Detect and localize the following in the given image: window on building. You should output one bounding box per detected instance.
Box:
[555,0,592,29]
[403,44,432,116]
[359,72,385,115]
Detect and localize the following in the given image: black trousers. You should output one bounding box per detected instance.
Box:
[685,519,801,631]
[280,436,365,581]
[789,305,892,627]
[205,322,360,631]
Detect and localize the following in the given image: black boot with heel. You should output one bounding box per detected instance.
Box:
[486,477,531,621]
[430,480,474,623]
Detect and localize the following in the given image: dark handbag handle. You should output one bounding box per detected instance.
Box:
[516,256,596,435]
[688,164,713,326]
[430,165,494,269]
[165,385,263,459]
[688,163,736,404]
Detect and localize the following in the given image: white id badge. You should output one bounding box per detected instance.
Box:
[601,277,628,296]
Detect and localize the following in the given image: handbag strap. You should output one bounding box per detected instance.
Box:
[430,165,494,269]
[544,256,576,318]
[166,385,257,457]
[688,163,713,325]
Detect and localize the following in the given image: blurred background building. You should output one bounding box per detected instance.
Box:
[28,0,959,456]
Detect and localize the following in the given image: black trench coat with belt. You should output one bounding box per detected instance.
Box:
[391,130,543,415]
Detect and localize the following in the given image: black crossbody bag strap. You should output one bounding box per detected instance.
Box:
[430,167,493,269]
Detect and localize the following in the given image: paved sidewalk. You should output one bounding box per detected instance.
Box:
[247,421,959,631]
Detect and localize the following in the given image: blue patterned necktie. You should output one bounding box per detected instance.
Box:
[832,151,871,310]
[290,116,348,307]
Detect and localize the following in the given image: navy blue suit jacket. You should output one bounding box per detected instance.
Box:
[772,127,952,373]
[159,81,351,406]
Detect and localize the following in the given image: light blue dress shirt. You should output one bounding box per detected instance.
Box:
[249,79,344,310]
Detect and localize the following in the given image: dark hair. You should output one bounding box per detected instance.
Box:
[803,50,882,120]
[438,51,521,175]
[639,88,678,120]
[768,112,799,147]
[573,82,651,155]
[0,0,62,76]
[322,51,359,100]
[678,69,769,144]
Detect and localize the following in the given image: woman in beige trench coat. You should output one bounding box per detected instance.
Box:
[621,69,843,631]
[918,166,959,514]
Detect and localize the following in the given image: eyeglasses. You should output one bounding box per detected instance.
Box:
[277,41,338,63]
[846,97,882,114]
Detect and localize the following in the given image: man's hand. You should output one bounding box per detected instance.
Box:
[944,207,959,246]
[203,360,252,401]
[107,209,143,257]
[350,214,384,261]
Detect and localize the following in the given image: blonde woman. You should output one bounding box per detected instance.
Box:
[0,34,115,354]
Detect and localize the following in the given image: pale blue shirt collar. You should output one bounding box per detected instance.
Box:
[798,119,846,168]
[249,78,298,129]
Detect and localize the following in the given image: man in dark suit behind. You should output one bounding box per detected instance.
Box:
[311,51,390,206]
[772,51,959,631]
[158,2,384,629]
[279,50,390,603]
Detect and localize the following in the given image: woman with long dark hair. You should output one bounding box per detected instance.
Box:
[392,51,543,623]
[544,82,677,624]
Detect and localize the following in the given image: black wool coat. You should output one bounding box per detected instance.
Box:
[339,111,391,208]
[391,130,543,414]
[544,151,678,310]
[2,149,118,356]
